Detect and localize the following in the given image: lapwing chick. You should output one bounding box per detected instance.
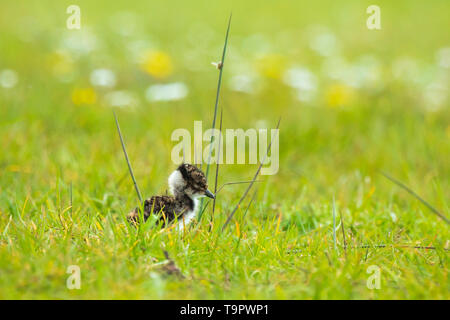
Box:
[127,164,215,230]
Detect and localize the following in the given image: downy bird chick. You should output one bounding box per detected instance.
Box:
[127,164,215,230]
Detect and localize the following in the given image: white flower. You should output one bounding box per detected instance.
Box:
[60,29,99,57]
[104,90,138,108]
[353,55,383,89]
[322,56,349,82]
[0,69,19,88]
[392,57,420,83]
[323,55,382,89]
[211,61,223,70]
[145,82,188,102]
[255,119,269,129]
[283,67,317,102]
[308,26,339,57]
[283,67,317,91]
[436,47,450,69]
[90,69,116,88]
[229,74,255,93]
[423,81,447,112]
[295,90,316,103]
[390,212,398,223]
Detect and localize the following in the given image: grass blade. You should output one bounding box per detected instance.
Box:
[206,13,232,174]
[69,181,73,214]
[222,117,280,231]
[200,14,232,218]
[241,188,258,223]
[340,211,347,258]
[216,180,263,194]
[212,108,223,216]
[113,111,143,203]
[348,244,449,251]
[380,171,449,225]
[332,196,337,252]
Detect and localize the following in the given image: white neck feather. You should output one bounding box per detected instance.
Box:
[175,198,200,231]
[168,169,202,231]
[168,169,185,197]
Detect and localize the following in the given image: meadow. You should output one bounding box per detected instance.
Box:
[0,0,449,299]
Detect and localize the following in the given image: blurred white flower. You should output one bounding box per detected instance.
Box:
[392,57,420,83]
[229,74,255,93]
[255,119,269,129]
[241,34,272,54]
[60,29,99,57]
[127,40,156,64]
[354,55,383,89]
[104,90,138,108]
[308,26,339,57]
[145,82,188,102]
[322,56,349,80]
[0,69,19,88]
[90,69,116,88]
[283,67,317,102]
[323,55,382,89]
[423,81,447,112]
[283,67,317,91]
[390,212,398,223]
[295,90,317,103]
[436,47,450,69]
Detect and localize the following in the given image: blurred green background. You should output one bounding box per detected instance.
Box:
[1,0,448,205]
[0,0,449,299]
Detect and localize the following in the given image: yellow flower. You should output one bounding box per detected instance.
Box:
[255,54,286,79]
[48,52,74,77]
[71,88,97,105]
[141,50,173,79]
[326,84,354,107]
[6,165,31,173]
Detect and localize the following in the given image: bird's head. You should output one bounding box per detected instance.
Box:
[168,163,215,199]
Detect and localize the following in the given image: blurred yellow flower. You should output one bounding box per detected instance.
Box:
[326,84,354,107]
[48,52,74,78]
[141,50,173,79]
[71,88,97,105]
[255,54,286,79]
[6,164,31,173]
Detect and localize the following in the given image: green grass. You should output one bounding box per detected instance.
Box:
[0,0,449,299]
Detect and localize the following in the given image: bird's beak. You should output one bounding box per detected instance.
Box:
[205,189,215,199]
